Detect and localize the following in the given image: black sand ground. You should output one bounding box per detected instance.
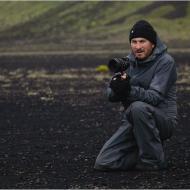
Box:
[0,54,189,188]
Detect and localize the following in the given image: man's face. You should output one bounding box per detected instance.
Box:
[130,37,155,60]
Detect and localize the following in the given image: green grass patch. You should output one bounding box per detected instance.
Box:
[0,1,189,51]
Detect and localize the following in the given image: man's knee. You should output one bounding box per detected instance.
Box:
[94,156,104,170]
[94,154,114,171]
[130,101,150,116]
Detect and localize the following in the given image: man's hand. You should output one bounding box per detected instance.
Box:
[110,73,131,100]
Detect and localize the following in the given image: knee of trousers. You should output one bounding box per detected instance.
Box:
[94,151,120,170]
[94,154,111,170]
[130,101,152,118]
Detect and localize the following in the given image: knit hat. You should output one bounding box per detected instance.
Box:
[129,20,157,45]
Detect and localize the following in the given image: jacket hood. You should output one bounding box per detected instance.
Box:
[127,36,167,65]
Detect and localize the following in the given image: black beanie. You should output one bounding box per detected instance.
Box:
[129,20,157,45]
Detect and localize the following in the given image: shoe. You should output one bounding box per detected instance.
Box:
[135,161,168,171]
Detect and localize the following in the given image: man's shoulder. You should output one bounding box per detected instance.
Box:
[158,52,175,66]
[163,52,174,62]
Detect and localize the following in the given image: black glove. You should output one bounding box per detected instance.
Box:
[110,73,131,100]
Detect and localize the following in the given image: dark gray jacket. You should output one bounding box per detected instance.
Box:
[107,37,177,120]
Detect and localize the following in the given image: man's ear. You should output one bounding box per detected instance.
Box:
[152,44,155,49]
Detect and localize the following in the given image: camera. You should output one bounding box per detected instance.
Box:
[108,57,130,73]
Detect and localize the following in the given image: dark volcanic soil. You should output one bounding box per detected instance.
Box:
[0,54,189,188]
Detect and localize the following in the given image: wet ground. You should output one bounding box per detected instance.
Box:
[0,54,189,188]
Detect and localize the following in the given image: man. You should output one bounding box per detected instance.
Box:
[94,20,178,171]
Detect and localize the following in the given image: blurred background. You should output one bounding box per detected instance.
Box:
[0,1,189,53]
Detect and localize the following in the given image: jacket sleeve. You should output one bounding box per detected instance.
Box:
[128,57,177,106]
